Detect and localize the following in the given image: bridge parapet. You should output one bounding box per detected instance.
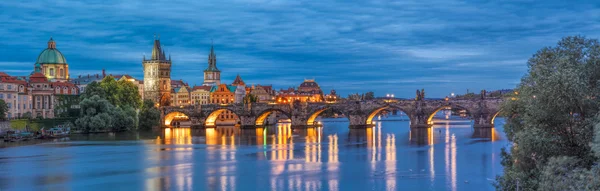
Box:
[160,97,505,129]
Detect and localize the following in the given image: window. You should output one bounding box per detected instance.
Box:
[7,94,11,99]
[7,85,12,90]
[0,94,3,99]
[49,68,55,76]
[7,103,11,108]
[0,85,3,90]
[59,68,64,77]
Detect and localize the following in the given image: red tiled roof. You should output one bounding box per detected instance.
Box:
[192,85,212,91]
[29,72,48,83]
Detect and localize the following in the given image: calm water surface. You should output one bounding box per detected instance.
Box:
[0,117,508,191]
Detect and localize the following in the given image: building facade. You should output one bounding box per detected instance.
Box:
[35,38,69,82]
[172,86,191,106]
[191,86,211,105]
[0,72,29,119]
[276,79,324,103]
[143,37,172,106]
[203,44,221,86]
[210,84,237,123]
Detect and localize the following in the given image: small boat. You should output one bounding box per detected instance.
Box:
[40,126,70,139]
[3,130,34,142]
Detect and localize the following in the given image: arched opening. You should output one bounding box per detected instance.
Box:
[365,106,410,125]
[491,110,502,125]
[255,109,291,126]
[426,105,472,125]
[205,108,240,127]
[306,107,348,126]
[164,111,190,126]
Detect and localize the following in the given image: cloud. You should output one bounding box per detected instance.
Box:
[0,0,599,97]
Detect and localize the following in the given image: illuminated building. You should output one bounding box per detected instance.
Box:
[210,84,237,122]
[29,72,55,118]
[143,36,172,106]
[202,44,221,86]
[171,85,191,106]
[191,85,211,105]
[249,84,274,103]
[276,79,324,103]
[34,37,69,82]
[325,89,338,103]
[170,79,191,106]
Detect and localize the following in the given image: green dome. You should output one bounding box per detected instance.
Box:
[36,48,67,64]
[36,38,67,65]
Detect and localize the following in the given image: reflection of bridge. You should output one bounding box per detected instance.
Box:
[161,98,503,129]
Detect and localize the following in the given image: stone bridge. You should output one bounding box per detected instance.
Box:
[161,97,503,129]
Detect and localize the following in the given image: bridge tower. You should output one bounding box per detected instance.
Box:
[143,35,172,106]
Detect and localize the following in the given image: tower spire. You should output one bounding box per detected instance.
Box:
[151,35,163,60]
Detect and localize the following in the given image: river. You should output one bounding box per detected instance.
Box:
[0,117,508,191]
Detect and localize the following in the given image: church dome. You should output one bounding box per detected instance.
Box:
[36,38,67,65]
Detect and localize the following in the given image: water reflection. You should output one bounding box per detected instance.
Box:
[0,119,508,191]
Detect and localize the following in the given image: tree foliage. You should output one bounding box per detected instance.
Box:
[0,99,7,121]
[81,76,141,109]
[497,36,600,190]
[75,95,136,132]
[364,91,375,100]
[139,99,160,130]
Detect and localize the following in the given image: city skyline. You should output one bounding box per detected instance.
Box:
[1,1,599,97]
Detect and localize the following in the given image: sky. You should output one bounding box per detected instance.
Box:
[1,0,599,98]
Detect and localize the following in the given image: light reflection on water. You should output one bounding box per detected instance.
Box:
[0,118,507,191]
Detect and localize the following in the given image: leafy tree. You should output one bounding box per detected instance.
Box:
[100,76,119,106]
[21,112,32,119]
[81,81,105,100]
[347,93,361,101]
[243,93,258,104]
[496,36,600,190]
[0,99,7,121]
[364,91,375,100]
[139,99,160,130]
[111,106,136,131]
[116,80,142,109]
[75,95,115,132]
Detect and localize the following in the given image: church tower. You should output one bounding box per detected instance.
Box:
[143,35,172,106]
[203,43,221,86]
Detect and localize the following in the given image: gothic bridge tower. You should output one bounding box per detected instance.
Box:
[143,35,172,106]
[202,43,221,86]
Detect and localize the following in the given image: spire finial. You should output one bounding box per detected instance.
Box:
[153,33,156,40]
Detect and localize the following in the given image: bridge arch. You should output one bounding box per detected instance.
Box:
[164,111,190,126]
[426,104,472,125]
[205,108,240,127]
[255,109,291,126]
[490,109,502,125]
[365,106,410,125]
[306,106,348,126]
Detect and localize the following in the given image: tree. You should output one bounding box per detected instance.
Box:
[139,99,160,130]
[75,95,115,132]
[496,36,600,190]
[348,93,361,101]
[364,91,375,100]
[243,93,258,104]
[111,106,136,131]
[21,112,32,119]
[100,76,119,106]
[81,81,105,100]
[0,99,7,121]
[116,80,142,109]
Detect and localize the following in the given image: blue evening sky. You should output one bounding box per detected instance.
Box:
[1,1,598,98]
